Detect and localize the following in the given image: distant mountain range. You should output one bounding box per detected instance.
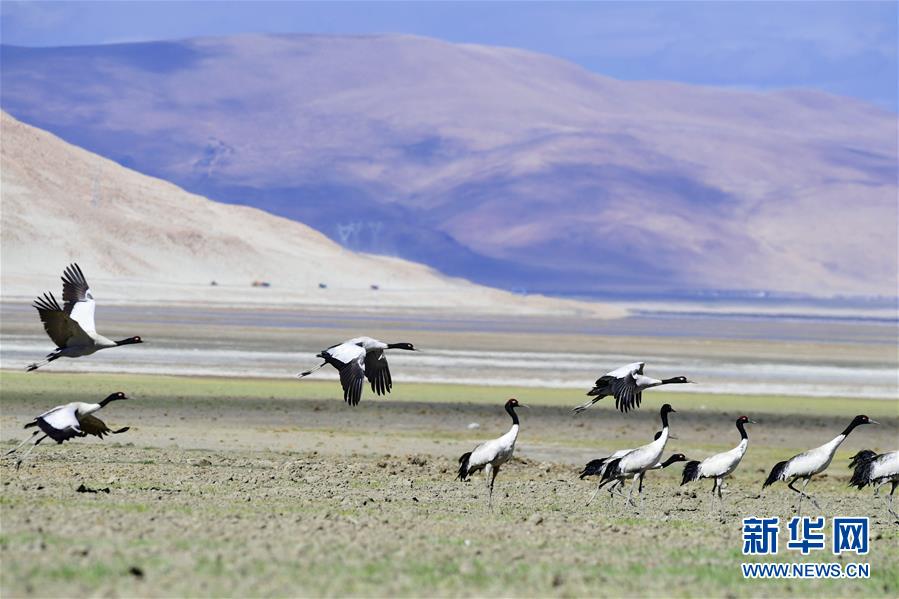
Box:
[3,111,623,317]
[2,34,895,298]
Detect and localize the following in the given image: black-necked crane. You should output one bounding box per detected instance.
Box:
[572,362,693,414]
[597,404,677,506]
[5,392,131,469]
[681,416,756,507]
[457,398,526,510]
[763,414,877,515]
[27,264,143,371]
[848,449,899,520]
[297,337,416,406]
[580,431,665,503]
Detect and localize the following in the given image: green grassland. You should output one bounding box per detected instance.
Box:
[1,370,898,597]
[2,370,896,416]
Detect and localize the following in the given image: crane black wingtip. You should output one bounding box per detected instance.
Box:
[681,460,701,485]
[600,458,623,483]
[457,451,472,480]
[579,458,607,479]
[763,460,788,488]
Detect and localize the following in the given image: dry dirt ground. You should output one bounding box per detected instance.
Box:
[1,374,897,597]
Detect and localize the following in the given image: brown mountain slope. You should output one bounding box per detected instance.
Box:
[0,112,621,317]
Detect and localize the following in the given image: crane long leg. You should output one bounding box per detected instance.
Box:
[15,435,47,470]
[610,479,625,502]
[886,481,897,521]
[26,353,61,372]
[637,473,646,510]
[788,478,805,515]
[487,465,499,511]
[717,478,728,520]
[586,483,602,506]
[627,475,639,508]
[708,477,719,514]
[801,477,820,510]
[297,362,326,378]
[588,479,623,507]
[5,431,39,456]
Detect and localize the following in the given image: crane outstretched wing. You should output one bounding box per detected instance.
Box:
[32,292,89,348]
[61,263,96,335]
[322,343,367,406]
[611,375,642,413]
[78,414,130,438]
[338,358,365,406]
[606,362,644,379]
[364,349,393,395]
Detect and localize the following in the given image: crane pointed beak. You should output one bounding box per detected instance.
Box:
[668,434,679,439]
[749,419,758,424]
[869,419,880,425]
[518,404,530,409]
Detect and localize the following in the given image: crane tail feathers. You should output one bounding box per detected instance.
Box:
[457,452,472,481]
[848,450,877,471]
[681,460,701,485]
[848,450,877,489]
[763,460,788,488]
[579,458,607,479]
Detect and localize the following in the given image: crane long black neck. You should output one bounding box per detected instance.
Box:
[736,420,748,440]
[841,420,862,437]
[506,404,520,425]
[660,410,670,429]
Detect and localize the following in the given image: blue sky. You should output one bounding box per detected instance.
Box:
[1,1,896,111]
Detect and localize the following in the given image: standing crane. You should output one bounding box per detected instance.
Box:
[457,398,527,510]
[597,404,677,507]
[763,415,877,515]
[681,416,756,510]
[580,431,664,503]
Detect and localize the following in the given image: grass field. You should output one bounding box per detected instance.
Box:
[2,371,898,597]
